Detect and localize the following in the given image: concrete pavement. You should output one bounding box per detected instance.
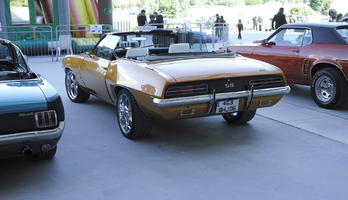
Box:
[0,53,348,200]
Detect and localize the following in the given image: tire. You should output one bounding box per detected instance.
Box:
[116,89,152,139]
[65,70,90,103]
[311,68,348,109]
[222,110,256,124]
[32,146,57,160]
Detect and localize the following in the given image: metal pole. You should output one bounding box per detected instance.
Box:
[98,0,113,26]
[58,0,70,27]
[0,0,8,39]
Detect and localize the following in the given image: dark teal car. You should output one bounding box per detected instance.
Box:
[0,39,64,159]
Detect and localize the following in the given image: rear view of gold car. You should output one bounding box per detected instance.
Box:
[63,30,290,139]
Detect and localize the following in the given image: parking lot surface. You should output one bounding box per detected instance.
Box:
[1,51,348,200]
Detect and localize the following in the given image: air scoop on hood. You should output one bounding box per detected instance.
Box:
[152,57,278,82]
[0,80,48,115]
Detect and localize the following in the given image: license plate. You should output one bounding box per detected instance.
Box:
[215,99,239,114]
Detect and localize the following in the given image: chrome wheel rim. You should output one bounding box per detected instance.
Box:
[314,75,336,103]
[66,71,78,100]
[118,93,133,134]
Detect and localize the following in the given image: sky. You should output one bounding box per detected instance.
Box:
[331,0,348,14]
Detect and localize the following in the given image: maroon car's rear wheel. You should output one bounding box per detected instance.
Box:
[222,110,256,124]
[116,89,152,139]
[65,70,90,103]
[311,68,348,109]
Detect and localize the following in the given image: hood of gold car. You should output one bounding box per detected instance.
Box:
[151,57,280,82]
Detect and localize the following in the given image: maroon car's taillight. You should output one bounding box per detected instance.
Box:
[35,110,58,128]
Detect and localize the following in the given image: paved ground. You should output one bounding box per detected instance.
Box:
[1,39,348,199]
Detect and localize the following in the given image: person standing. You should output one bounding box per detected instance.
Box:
[214,14,220,40]
[219,16,227,40]
[137,10,147,27]
[149,14,156,24]
[154,12,164,29]
[237,19,243,40]
[258,16,263,31]
[252,16,258,30]
[272,7,287,30]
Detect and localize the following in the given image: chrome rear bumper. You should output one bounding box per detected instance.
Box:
[153,86,291,107]
[0,122,64,145]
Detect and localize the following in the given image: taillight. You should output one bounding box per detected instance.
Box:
[35,110,58,128]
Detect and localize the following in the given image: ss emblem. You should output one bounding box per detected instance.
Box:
[224,83,235,88]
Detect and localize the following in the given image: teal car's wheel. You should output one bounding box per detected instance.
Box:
[222,110,256,124]
[65,70,90,103]
[116,89,152,139]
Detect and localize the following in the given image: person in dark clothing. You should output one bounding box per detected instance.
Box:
[154,12,164,29]
[149,14,156,24]
[214,14,220,39]
[272,7,287,30]
[218,16,227,40]
[237,19,243,40]
[137,10,147,26]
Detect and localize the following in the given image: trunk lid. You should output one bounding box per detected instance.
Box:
[152,57,278,82]
[0,80,48,115]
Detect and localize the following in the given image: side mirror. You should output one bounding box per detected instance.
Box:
[261,39,267,45]
[268,41,276,46]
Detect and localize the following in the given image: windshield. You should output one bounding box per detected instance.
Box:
[116,32,208,52]
[336,28,348,43]
[0,43,32,81]
[107,31,211,61]
[0,43,12,63]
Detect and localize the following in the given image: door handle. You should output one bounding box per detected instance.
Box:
[291,49,300,54]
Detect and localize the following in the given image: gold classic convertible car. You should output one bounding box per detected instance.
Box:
[63,30,290,139]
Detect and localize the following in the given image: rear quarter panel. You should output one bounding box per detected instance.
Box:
[105,59,176,115]
[301,44,348,82]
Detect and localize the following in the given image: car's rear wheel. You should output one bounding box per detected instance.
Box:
[65,70,90,103]
[222,110,256,124]
[311,68,348,109]
[116,89,152,139]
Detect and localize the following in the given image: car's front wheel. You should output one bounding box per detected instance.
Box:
[116,89,152,139]
[222,110,256,124]
[65,70,90,103]
[311,68,348,109]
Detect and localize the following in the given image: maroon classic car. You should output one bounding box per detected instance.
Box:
[222,23,348,109]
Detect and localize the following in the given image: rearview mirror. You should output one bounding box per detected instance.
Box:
[268,41,276,46]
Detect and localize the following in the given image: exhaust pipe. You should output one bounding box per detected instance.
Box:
[22,145,33,158]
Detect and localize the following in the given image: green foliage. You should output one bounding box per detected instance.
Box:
[10,0,28,7]
[309,0,332,12]
[290,6,314,16]
[245,0,264,5]
[111,0,331,18]
[159,0,177,18]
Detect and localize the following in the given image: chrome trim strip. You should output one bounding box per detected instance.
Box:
[0,121,64,145]
[153,86,291,107]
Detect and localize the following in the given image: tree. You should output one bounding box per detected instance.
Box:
[159,0,178,18]
[309,0,332,13]
[245,0,264,5]
[10,0,28,7]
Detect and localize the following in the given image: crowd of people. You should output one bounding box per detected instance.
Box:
[137,10,164,29]
[252,16,263,31]
[214,14,228,40]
